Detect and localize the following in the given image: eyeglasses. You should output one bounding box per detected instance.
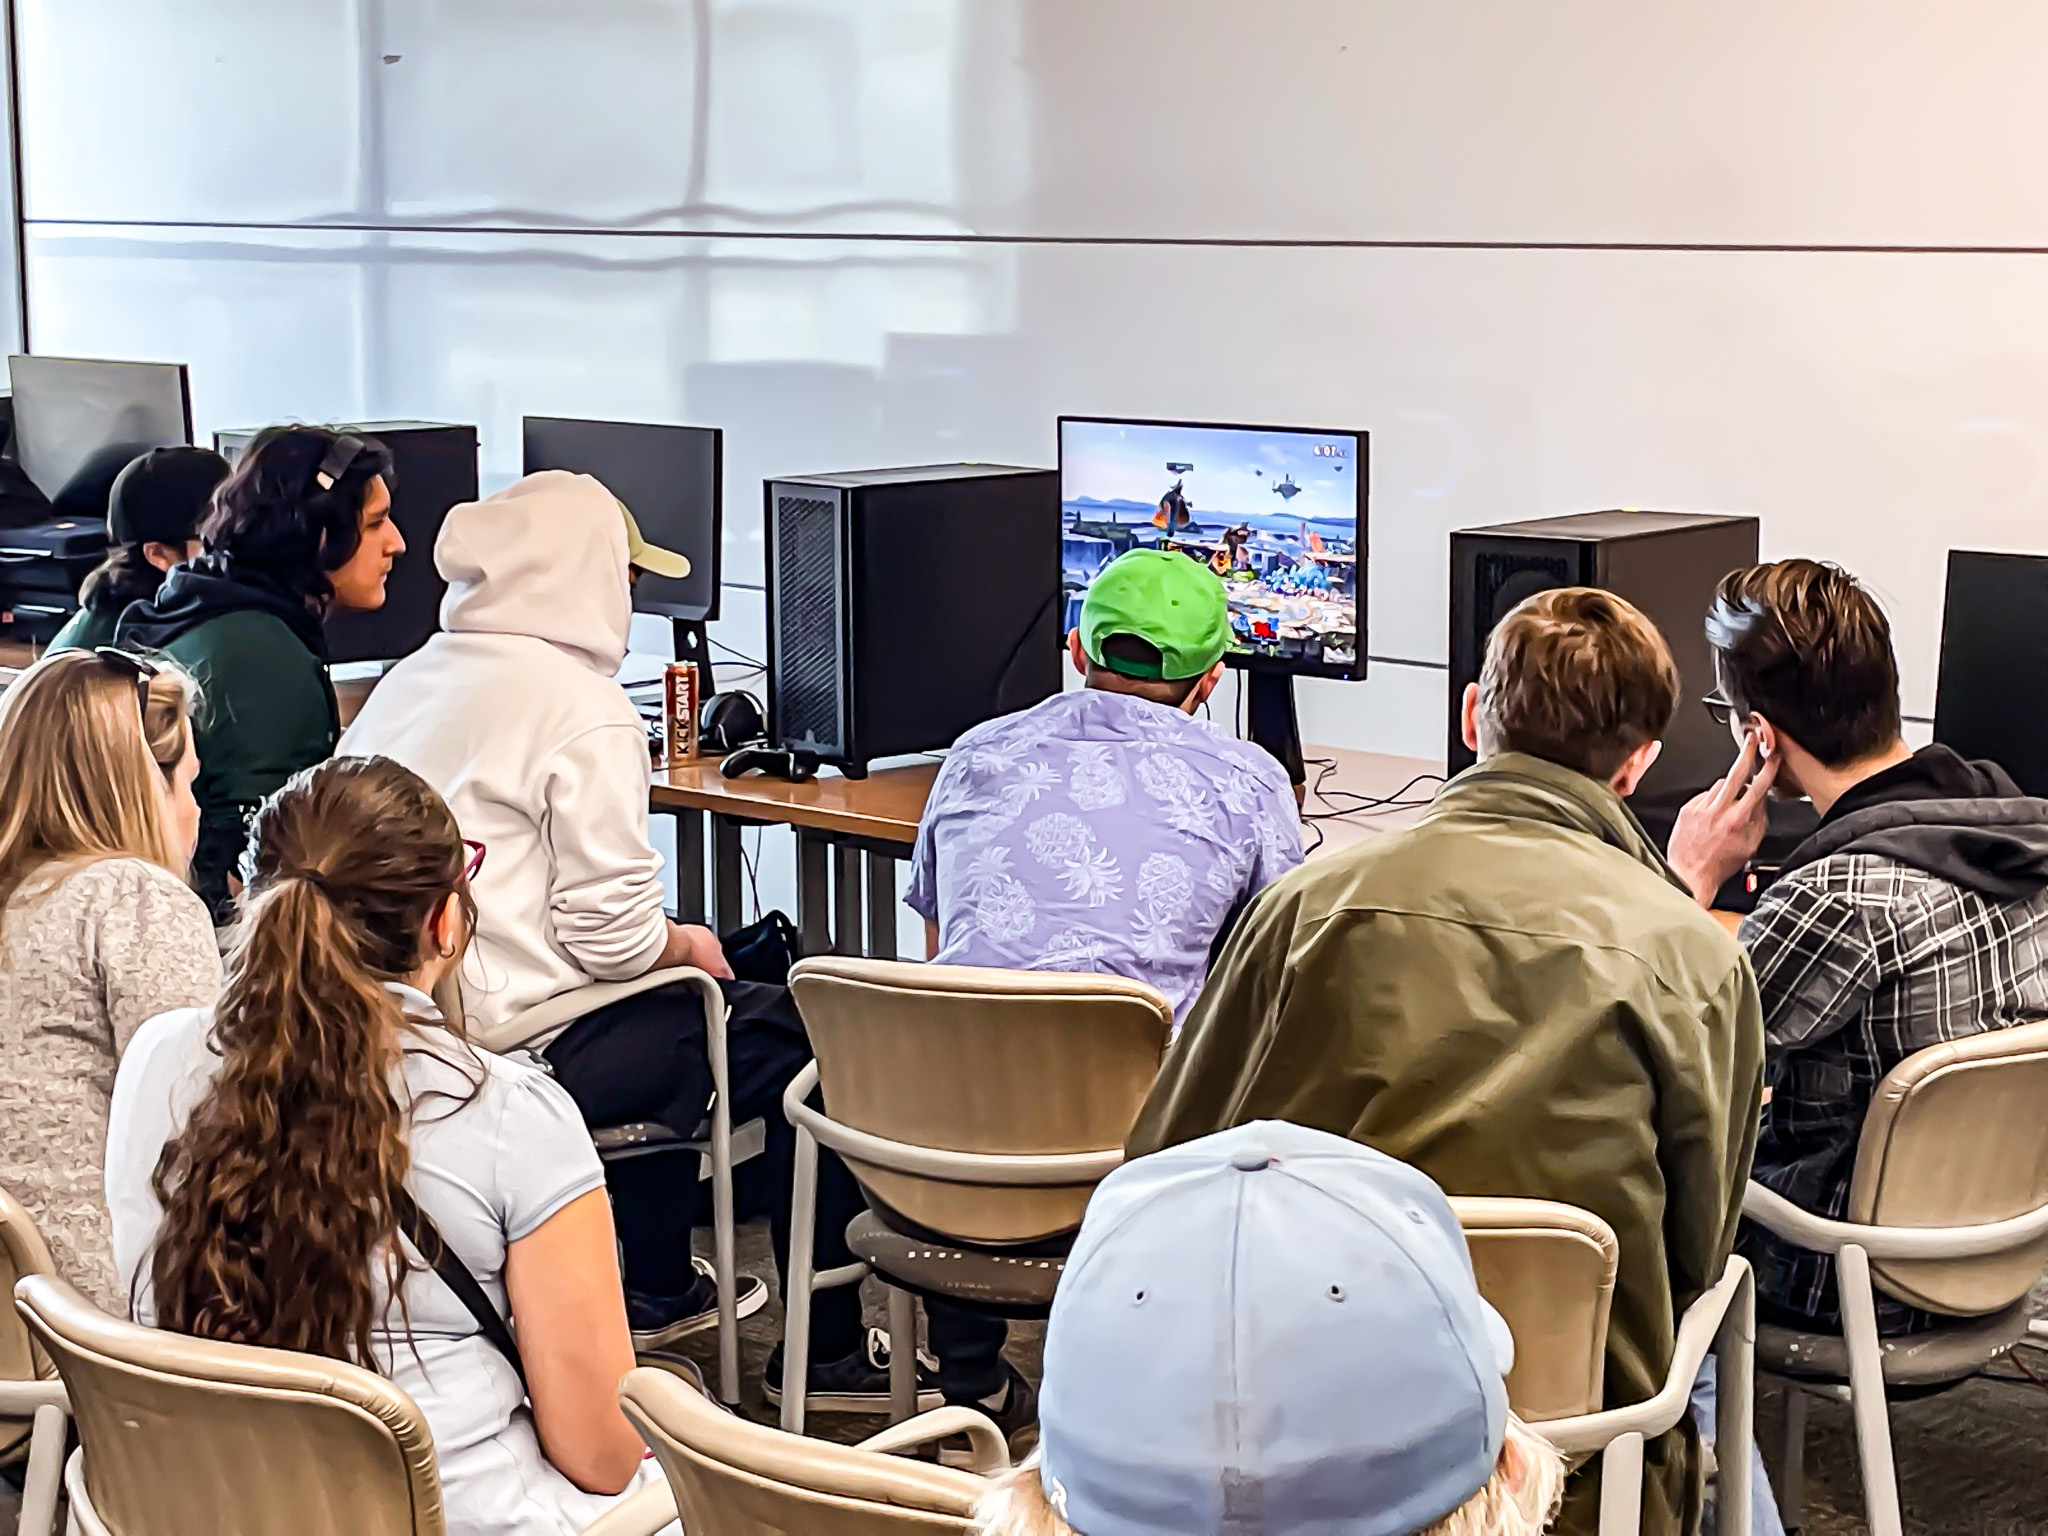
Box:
[461,839,486,882]
[1702,690,1748,729]
[93,647,160,724]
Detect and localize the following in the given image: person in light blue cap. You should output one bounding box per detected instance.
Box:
[975,1121,1566,1536]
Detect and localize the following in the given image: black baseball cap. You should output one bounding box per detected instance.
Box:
[107,446,231,547]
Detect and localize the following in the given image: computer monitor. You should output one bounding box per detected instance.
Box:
[522,416,722,624]
[1934,549,2048,796]
[1058,415,1368,782]
[8,355,193,508]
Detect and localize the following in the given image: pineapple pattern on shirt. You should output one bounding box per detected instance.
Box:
[906,689,1303,1027]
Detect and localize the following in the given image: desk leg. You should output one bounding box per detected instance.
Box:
[711,815,744,936]
[866,853,898,960]
[677,808,707,925]
[834,844,863,957]
[797,830,831,957]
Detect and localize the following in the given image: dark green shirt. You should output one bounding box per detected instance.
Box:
[152,609,339,918]
[45,602,121,654]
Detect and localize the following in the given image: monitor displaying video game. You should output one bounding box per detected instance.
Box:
[1058,416,1366,678]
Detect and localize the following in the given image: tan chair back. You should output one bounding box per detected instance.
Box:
[0,1186,58,1454]
[623,1365,984,1536]
[1453,1197,1618,1423]
[1848,1018,2048,1315]
[14,1273,444,1536]
[789,958,1171,1244]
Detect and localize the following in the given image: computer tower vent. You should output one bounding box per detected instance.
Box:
[1474,551,1575,641]
[771,491,845,755]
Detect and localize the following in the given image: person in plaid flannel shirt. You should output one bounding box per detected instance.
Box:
[1670,558,2048,1333]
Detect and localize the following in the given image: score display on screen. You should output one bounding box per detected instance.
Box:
[1057,416,1365,677]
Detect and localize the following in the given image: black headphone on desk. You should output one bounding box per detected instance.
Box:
[698,690,765,755]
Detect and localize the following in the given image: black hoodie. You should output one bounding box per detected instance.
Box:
[1782,744,2048,901]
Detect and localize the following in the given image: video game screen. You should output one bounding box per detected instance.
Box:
[1058,416,1365,676]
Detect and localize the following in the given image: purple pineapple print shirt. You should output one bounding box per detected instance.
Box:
[905,689,1303,1028]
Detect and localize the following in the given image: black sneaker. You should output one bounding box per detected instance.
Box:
[953,1359,1037,1441]
[935,1360,1038,1468]
[629,1258,768,1351]
[763,1327,942,1413]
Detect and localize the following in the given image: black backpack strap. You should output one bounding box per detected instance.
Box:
[394,1189,526,1388]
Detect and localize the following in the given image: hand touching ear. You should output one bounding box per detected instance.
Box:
[1667,731,1777,907]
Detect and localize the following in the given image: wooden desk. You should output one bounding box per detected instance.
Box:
[0,638,34,692]
[651,757,939,954]
[650,746,1447,958]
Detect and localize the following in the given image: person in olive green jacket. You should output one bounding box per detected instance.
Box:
[116,427,405,920]
[1131,587,1765,1536]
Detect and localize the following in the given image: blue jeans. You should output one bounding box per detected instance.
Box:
[1689,1356,1787,1536]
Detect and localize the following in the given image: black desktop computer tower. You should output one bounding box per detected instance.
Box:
[764,463,1062,777]
[1448,510,1760,804]
[216,421,477,665]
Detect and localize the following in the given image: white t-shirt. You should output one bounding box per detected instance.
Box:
[105,983,659,1536]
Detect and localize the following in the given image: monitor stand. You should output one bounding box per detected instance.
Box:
[672,616,716,697]
[1244,670,1306,787]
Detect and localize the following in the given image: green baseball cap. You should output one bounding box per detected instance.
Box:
[1080,547,1231,681]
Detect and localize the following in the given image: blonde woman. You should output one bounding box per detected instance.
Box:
[0,648,220,1309]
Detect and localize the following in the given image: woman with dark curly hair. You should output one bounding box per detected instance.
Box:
[117,426,405,918]
[105,756,658,1536]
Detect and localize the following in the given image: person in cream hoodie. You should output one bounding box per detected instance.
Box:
[340,471,880,1374]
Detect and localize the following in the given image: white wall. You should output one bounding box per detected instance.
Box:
[22,0,2048,756]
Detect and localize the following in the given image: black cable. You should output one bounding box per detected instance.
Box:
[1301,765,1447,823]
[739,826,763,924]
[711,637,766,670]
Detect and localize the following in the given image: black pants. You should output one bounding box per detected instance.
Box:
[543,979,866,1365]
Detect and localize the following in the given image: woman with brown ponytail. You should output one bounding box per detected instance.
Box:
[104,757,662,1536]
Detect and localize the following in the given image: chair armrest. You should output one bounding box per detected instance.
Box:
[577,1477,678,1536]
[505,967,723,1049]
[1743,1179,2048,1260]
[782,1062,1125,1186]
[858,1407,1012,1473]
[1538,1257,1751,1457]
[65,1449,114,1536]
[0,1378,66,1414]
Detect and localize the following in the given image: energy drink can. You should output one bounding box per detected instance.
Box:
[662,661,700,767]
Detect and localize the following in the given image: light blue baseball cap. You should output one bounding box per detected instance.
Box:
[1036,1121,1515,1536]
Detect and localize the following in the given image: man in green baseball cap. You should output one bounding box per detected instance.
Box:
[1071,546,1232,702]
[903,539,1302,1431]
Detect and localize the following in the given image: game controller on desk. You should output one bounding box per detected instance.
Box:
[719,746,822,784]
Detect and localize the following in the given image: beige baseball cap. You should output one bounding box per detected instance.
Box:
[619,503,691,579]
